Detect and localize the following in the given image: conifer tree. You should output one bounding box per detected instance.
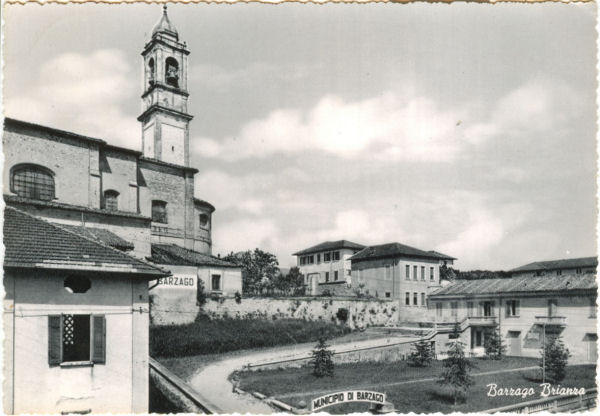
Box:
[439,341,475,405]
[484,326,506,360]
[408,339,433,367]
[310,337,334,377]
[541,335,570,383]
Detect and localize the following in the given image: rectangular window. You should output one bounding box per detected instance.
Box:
[317,254,321,263]
[48,314,105,366]
[590,298,597,318]
[548,299,558,317]
[346,269,351,276]
[406,265,410,280]
[385,265,391,280]
[421,266,425,281]
[324,252,331,262]
[405,292,410,306]
[436,302,442,317]
[334,271,338,281]
[152,200,168,223]
[211,274,221,291]
[451,301,458,317]
[413,266,418,281]
[421,293,425,307]
[333,251,340,261]
[325,272,329,282]
[385,292,391,298]
[467,301,474,317]
[430,267,434,281]
[482,301,494,317]
[309,255,314,264]
[413,292,418,306]
[576,268,582,274]
[506,300,520,317]
[556,270,562,276]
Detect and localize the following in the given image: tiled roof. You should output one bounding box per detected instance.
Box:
[430,274,597,298]
[58,225,134,251]
[3,207,168,277]
[151,244,240,268]
[350,242,451,262]
[5,194,151,221]
[510,257,598,272]
[427,250,457,260]
[293,240,365,256]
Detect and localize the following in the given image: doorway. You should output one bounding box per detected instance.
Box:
[507,331,522,356]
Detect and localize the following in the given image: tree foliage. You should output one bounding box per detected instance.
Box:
[223,249,280,295]
[484,326,506,360]
[541,335,570,383]
[439,341,476,405]
[310,337,334,377]
[408,339,433,367]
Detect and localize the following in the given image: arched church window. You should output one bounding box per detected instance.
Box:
[148,58,155,86]
[165,57,179,88]
[103,190,119,211]
[199,213,210,229]
[152,200,168,224]
[10,164,55,201]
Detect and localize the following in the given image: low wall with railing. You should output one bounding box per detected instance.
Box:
[245,338,422,371]
[149,358,222,414]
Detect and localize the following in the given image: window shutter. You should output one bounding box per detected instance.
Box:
[48,315,62,366]
[516,300,520,316]
[92,315,106,364]
[505,301,510,317]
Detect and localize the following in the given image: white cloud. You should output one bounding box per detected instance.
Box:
[5,49,139,149]
[194,92,464,162]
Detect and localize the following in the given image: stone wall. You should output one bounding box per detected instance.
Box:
[157,297,401,329]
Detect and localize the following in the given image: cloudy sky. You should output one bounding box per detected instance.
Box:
[3,3,597,270]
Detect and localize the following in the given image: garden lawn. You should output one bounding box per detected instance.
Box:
[239,359,596,414]
[150,316,351,358]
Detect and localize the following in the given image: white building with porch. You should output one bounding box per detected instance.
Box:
[429,274,597,363]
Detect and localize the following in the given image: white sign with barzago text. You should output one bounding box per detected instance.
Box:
[311,391,386,411]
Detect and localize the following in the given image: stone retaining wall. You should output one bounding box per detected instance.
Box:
[151,295,400,329]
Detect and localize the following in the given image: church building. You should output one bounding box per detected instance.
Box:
[2,6,240,413]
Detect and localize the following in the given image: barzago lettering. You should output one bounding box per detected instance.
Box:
[311,390,385,411]
[487,383,586,399]
[157,276,195,287]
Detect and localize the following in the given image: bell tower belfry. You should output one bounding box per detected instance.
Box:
[138,5,192,166]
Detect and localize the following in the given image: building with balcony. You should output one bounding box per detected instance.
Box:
[510,256,597,277]
[293,240,365,295]
[350,242,456,322]
[429,273,597,363]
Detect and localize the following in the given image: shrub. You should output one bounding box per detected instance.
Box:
[321,289,333,297]
[234,291,242,304]
[310,338,334,377]
[408,339,433,367]
[484,326,506,360]
[541,335,570,383]
[196,280,207,306]
[336,308,349,323]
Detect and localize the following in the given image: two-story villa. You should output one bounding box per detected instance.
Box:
[429,274,597,363]
[350,242,456,321]
[293,240,365,295]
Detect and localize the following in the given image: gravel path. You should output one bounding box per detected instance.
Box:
[187,335,415,413]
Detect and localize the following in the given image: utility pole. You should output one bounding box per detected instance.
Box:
[542,322,546,384]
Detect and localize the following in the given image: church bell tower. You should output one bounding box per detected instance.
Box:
[138,5,192,166]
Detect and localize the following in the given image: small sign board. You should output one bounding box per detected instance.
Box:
[311,390,386,411]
